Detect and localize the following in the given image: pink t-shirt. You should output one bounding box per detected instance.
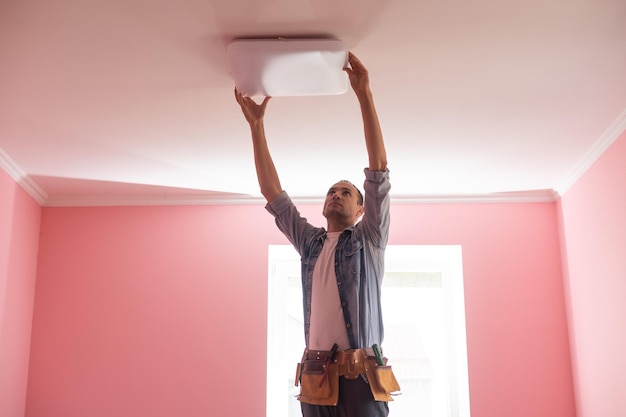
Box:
[308,231,350,351]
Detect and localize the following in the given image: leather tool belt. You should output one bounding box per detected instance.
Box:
[295,347,401,405]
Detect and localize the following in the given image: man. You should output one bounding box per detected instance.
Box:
[235,52,392,417]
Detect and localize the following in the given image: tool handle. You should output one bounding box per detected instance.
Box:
[372,344,385,366]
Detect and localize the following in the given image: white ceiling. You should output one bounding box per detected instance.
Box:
[1,0,625,206]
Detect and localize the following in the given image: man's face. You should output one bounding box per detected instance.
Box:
[322,181,364,222]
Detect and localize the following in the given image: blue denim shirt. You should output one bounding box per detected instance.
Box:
[266,168,391,349]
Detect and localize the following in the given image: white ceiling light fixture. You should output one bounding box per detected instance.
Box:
[226,38,348,97]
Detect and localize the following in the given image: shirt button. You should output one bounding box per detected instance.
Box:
[337,281,342,286]
[346,323,351,328]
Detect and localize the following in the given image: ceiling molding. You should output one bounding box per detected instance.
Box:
[389,191,559,205]
[42,194,267,207]
[0,146,561,207]
[1,153,558,207]
[0,147,48,205]
[41,189,558,207]
[554,108,626,197]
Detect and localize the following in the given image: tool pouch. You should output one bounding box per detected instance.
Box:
[364,357,402,402]
[295,360,339,406]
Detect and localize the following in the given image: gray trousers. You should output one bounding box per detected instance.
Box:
[300,376,389,417]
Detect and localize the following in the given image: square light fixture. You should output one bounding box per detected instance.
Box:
[227,38,348,97]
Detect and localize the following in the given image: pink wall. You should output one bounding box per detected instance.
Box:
[25,198,575,417]
[390,202,574,417]
[0,170,41,417]
[558,130,626,417]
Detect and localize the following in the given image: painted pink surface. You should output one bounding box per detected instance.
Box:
[390,202,575,417]
[558,130,626,417]
[26,198,575,417]
[27,205,277,417]
[0,170,41,417]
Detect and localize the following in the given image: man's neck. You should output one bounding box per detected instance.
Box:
[326,219,353,233]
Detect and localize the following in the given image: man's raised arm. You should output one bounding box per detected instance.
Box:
[234,88,283,203]
[344,52,388,172]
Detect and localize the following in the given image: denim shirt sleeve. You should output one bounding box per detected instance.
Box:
[341,168,390,348]
[265,191,322,255]
[355,168,391,248]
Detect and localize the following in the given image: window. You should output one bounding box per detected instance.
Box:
[267,245,470,417]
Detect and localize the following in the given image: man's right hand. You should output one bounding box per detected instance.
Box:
[234,88,271,126]
[344,52,371,98]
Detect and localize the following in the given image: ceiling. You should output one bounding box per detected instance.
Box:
[1,0,625,206]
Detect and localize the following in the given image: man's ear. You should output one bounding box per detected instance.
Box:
[356,206,365,218]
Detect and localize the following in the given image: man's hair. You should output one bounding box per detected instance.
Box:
[339,180,364,206]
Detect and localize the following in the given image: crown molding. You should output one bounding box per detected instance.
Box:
[0,154,559,207]
[0,147,48,205]
[554,108,626,197]
[389,190,559,204]
[41,189,558,207]
[42,194,267,207]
